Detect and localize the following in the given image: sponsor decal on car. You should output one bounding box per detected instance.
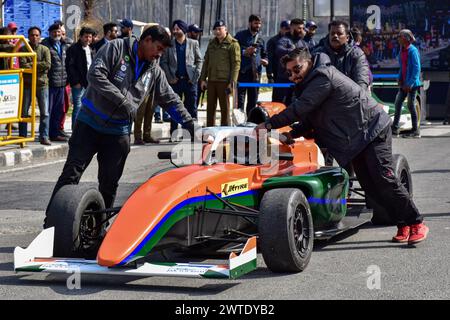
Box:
[221,178,249,197]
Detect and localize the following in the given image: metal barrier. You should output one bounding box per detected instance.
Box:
[0,35,37,148]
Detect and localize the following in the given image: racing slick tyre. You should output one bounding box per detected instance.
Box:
[370,154,413,225]
[45,185,107,259]
[258,188,314,273]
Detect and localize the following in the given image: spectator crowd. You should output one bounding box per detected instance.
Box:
[0,13,435,146]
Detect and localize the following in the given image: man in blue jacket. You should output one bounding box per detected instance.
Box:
[392,29,422,138]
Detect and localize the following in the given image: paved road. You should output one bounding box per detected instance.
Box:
[1,125,449,300]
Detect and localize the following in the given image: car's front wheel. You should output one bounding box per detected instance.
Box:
[258,188,314,273]
[45,185,107,259]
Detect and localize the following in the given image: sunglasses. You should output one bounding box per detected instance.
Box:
[286,64,304,77]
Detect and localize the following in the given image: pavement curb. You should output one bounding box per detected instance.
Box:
[0,143,69,168]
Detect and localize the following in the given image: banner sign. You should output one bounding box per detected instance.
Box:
[0,74,21,120]
[2,0,62,38]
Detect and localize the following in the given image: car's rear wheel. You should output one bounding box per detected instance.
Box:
[45,185,107,259]
[258,188,314,273]
[370,154,413,225]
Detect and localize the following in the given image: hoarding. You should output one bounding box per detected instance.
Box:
[3,0,62,38]
[350,0,450,70]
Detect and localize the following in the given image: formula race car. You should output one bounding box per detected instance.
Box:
[14,103,413,280]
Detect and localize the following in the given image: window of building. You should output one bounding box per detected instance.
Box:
[314,0,350,17]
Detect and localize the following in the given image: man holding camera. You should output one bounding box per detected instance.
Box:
[235,15,268,116]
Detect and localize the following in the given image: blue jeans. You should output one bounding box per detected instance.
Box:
[392,87,419,132]
[49,87,65,139]
[71,86,86,129]
[170,78,197,134]
[19,87,50,139]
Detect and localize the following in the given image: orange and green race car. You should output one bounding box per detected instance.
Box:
[14,103,413,280]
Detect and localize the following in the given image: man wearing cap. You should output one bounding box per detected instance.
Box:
[119,19,134,39]
[274,18,308,105]
[187,24,203,41]
[235,15,268,116]
[187,24,204,109]
[304,21,318,49]
[7,22,20,68]
[200,20,241,126]
[53,20,74,46]
[161,20,203,138]
[392,29,422,138]
[42,23,70,142]
[266,20,290,86]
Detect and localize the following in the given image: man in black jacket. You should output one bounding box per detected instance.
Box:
[266,20,291,87]
[313,20,372,167]
[235,15,268,115]
[256,48,429,245]
[66,27,95,128]
[273,18,308,105]
[94,23,119,53]
[42,23,69,142]
[313,20,371,92]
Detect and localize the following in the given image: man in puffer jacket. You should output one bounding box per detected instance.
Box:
[42,23,69,142]
[46,25,195,212]
[256,48,429,246]
[312,20,372,168]
[313,20,371,92]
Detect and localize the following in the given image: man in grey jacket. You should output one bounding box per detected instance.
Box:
[47,26,194,211]
[256,48,429,245]
[160,20,202,136]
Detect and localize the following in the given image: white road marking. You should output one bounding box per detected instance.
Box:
[0,146,145,175]
[0,159,67,174]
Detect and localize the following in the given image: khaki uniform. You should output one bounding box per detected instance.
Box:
[134,93,155,142]
[200,34,241,126]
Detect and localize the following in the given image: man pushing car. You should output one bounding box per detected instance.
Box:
[46,25,195,214]
[255,48,429,245]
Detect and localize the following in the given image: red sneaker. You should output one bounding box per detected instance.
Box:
[392,225,410,243]
[408,223,429,245]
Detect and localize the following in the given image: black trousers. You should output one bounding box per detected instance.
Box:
[49,121,131,209]
[237,69,259,116]
[272,84,294,107]
[351,126,423,226]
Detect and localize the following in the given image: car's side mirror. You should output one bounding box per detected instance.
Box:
[157,152,172,160]
[278,153,294,161]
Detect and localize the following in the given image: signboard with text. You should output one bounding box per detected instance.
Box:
[2,0,62,38]
[350,0,450,70]
[0,74,21,120]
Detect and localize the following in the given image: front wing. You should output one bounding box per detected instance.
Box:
[14,228,257,280]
